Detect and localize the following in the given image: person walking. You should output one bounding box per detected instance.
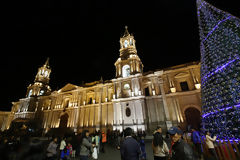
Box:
[205,131,218,160]
[46,137,58,160]
[168,126,196,160]
[101,131,107,153]
[59,137,67,159]
[191,128,202,159]
[139,136,147,160]
[79,130,94,160]
[152,132,169,160]
[120,127,141,160]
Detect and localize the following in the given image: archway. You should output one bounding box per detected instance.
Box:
[59,113,69,128]
[184,107,201,130]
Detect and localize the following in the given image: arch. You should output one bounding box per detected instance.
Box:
[59,113,69,128]
[182,104,201,114]
[184,107,201,130]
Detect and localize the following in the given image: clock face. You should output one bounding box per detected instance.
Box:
[124,83,130,90]
[124,40,128,48]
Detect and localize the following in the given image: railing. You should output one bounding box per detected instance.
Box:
[200,138,240,160]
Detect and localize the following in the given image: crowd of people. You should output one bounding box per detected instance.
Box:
[0,126,221,160]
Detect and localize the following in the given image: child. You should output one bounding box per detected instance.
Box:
[66,142,72,158]
[92,140,98,160]
[60,142,72,160]
[139,136,147,160]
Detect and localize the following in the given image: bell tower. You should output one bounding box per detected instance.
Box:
[112,26,146,132]
[26,58,51,97]
[115,26,143,78]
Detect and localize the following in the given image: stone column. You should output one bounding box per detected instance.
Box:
[159,78,172,129]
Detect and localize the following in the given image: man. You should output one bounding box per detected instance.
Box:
[120,127,141,160]
[101,131,107,153]
[191,128,202,159]
[46,137,58,160]
[168,126,196,160]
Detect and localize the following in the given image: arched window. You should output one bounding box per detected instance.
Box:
[122,65,130,78]
[124,40,128,48]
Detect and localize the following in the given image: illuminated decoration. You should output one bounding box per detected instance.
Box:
[195,83,201,89]
[170,87,176,93]
[197,0,240,139]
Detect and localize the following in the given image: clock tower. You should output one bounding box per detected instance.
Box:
[115,26,143,78]
[26,58,51,98]
[112,26,146,132]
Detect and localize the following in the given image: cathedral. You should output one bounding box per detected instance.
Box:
[6,27,201,134]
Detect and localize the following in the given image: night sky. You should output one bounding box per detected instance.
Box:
[1,0,239,111]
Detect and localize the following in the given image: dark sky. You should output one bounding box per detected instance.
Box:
[1,0,239,111]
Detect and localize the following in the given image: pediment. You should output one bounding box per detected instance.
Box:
[174,72,189,78]
[59,83,78,92]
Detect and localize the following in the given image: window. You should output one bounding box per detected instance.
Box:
[124,40,128,48]
[145,88,150,96]
[39,90,44,95]
[28,89,32,97]
[130,39,133,45]
[122,65,130,78]
[126,107,131,117]
[89,97,93,104]
[180,81,189,91]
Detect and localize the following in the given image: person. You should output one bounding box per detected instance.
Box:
[120,127,141,160]
[153,126,162,135]
[92,140,98,160]
[101,131,107,153]
[59,137,67,159]
[205,131,218,160]
[60,146,70,160]
[139,136,147,160]
[79,130,94,160]
[168,126,195,160]
[191,128,202,159]
[66,142,73,158]
[152,132,169,160]
[46,137,58,160]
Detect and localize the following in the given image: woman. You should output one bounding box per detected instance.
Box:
[205,131,218,160]
[79,130,94,160]
[152,132,169,160]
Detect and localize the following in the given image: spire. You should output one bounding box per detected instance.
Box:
[100,76,103,83]
[123,26,130,37]
[44,57,50,68]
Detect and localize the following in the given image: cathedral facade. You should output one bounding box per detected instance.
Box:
[7,27,201,134]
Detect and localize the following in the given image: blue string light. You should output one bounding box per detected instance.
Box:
[197,0,240,140]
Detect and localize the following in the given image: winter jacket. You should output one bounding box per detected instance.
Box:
[171,139,196,160]
[80,138,92,156]
[192,131,201,144]
[46,141,58,158]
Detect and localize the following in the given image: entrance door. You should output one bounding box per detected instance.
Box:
[184,107,201,130]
